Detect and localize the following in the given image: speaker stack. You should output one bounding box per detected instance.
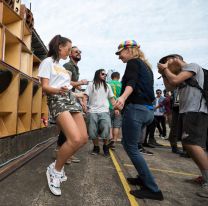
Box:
[13,0,21,14]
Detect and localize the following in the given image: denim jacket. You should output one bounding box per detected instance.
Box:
[153,96,166,114]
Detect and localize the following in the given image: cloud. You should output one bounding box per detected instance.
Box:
[23,0,208,88]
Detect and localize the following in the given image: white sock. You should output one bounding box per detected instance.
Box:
[53,168,63,176]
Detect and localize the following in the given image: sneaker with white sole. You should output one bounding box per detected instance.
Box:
[53,149,72,165]
[71,155,80,163]
[91,145,100,155]
[65,159,72,164]
[196,183,208,198]
[46,164,62,196]
[48,162,67,182]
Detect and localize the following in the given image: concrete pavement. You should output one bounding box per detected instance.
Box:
[0,139,208,206]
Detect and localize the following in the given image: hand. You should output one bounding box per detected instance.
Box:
[80,79,88,85]
[73,92,84,98]
[82,104,88,113]
[59,86,69,95]
[114,96,125,110]
[157,63,168,74]
[41,117,48,127]
[79,99,85,108]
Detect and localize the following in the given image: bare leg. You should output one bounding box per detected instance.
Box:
[55,111,88,171]
[112,128,120,142]
[93,138,99,146]
[110,128,113,140]
[184,144,208,170]
[103,139,108,145]
[71,112,88,145]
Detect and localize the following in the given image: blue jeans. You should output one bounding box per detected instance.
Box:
[122,104,160,192]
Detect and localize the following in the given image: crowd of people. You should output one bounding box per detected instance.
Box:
[38,35,208,201]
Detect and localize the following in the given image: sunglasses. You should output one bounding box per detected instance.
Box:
[101,73,107,76]
[74,50,81,54]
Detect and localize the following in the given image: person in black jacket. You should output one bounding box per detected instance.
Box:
[114,40,163,201]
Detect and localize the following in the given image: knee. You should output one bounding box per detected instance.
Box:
[67,136,82,149]
[100,127,110,138]
[70,133,88,148]
[81,134,88,145]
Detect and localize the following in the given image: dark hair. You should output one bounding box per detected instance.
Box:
[156,89,162,93]
[47,35,71,62]
[93,69,108,92]
[163,89,167,94]
[111,72,120,80]
[159,54,183,64]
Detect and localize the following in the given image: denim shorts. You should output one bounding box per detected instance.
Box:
[86,112,111,139]
[110,109,122,128]
[47,92,82,120]
[178,112,208,148]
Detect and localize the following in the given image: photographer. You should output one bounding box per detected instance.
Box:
[158,54,208,198]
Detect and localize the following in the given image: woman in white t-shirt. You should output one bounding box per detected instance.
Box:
[38,35,88,196]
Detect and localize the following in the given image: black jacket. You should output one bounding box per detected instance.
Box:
[121,58,154,106]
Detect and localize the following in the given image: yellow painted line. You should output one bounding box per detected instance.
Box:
[124,164,198,177]
[109,150,139,206]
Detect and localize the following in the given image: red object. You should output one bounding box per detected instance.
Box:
[194,176,203,184]
[41,117,48,127]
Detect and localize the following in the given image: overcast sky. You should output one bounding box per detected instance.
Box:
[23,0,208,89]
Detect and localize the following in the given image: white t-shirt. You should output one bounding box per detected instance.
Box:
[38,57,72,90]
[85,82,114,113]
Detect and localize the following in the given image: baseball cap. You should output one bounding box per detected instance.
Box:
[159,54,183,64]
[115,40,140,55]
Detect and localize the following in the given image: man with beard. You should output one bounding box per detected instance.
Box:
[54,46,88,164]
[64,46,87,85]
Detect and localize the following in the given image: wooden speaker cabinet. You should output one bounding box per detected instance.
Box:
[20,44,32,76]
[31,81,42,130]
[17,74,32,134]
[0,1,23,39]
[32,54,41,79]
[0,61,19,137]
[0,24,3,60]
[41,94,48,128]
[4,28,21,69]
[13,0,21,15]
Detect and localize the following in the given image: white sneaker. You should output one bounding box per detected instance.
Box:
[196,183,208,198]
[71,155,80,163]
[160,135,168,140]
[49,162,67,182]
[65,159,72,165]
[46,164,62,196]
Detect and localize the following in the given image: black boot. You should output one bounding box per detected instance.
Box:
[103,144,110,157]
[91,145,100,155]
[130,188,164,201]
[172,146,183,154]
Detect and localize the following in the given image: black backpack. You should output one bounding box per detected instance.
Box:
[185,68,208,108]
